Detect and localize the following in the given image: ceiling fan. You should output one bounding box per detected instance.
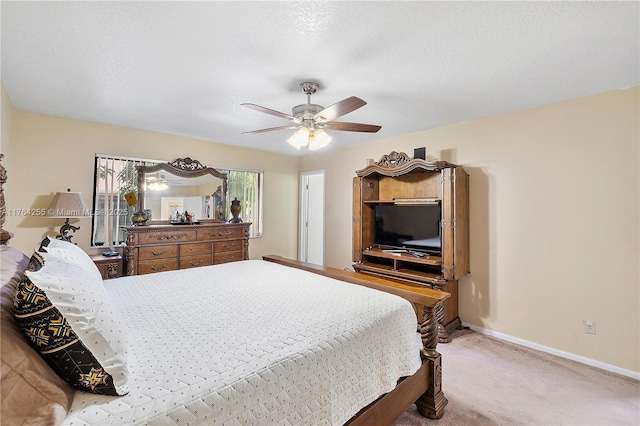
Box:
[241,82,381,150]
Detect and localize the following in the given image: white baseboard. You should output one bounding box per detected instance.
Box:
[463,323,640,381]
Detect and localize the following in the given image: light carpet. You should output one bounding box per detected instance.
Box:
[394,329,640,425]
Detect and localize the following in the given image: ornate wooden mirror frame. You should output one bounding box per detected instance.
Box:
[136,157,228,223]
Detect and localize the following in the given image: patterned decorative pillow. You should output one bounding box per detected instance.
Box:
[28,250,45,271]
[13,251,129,396]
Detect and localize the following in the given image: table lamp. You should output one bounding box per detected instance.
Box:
[47,189,90,242]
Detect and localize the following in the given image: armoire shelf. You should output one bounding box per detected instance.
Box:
[352,151,470,342]
[362,199,442,204]
[362,247,442,266]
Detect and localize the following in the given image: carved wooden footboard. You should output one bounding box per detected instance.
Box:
[262,255,450,423]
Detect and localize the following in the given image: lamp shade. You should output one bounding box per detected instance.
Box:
[47,191,90,218]
[308,129,332,151]
[287,127,310,149]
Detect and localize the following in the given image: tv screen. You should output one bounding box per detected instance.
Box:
[373,204,441,253]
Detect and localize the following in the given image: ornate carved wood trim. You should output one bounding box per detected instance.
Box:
[147,233,188,241]
[0,154,13,245]
[168,157,208,171]
[243,239,249,260]
[356,151,456,178]
[419,301,441,357]
[377,151,413,168]
[125,231,136,275]
[139,157,227,179]
[415,300,448,419]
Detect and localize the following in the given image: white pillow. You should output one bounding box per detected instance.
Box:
[14,252,129,395]
[39,237,103,282]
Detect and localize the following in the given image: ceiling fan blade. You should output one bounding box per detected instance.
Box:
[324,122,381,133]
[313,96,366,122]
[241,103,297,121]
[241,125,299,135]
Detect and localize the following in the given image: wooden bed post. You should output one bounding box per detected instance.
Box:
[416,300,448,419]
[0,154,13,245]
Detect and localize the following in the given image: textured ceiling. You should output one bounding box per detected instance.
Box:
[1,1,638,157]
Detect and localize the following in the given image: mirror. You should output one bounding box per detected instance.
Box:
[136,158,227,223]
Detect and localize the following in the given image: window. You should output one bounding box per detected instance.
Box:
[91,155,158,247]
[220,169,263,238]
[91,155,263,247]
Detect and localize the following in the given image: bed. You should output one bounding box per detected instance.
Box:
[0,156,449,425]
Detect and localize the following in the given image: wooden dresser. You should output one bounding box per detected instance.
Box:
[124,222,251,276]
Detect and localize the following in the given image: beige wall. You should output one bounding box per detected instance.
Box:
[301,87,639,373]
[4,110,299,262]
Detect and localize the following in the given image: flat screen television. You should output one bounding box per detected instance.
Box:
[373,204,441,254]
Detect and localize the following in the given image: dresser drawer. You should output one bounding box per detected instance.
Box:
[138,230,197,245]
[213,240,242,253]
[138,245,178,260]
[179,255,213,270]
[180,242,212,257]
[138,259,178,275]
[214,251,243,265]
[197,227,244,241]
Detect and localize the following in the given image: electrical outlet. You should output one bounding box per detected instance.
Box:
[583,320,596,335]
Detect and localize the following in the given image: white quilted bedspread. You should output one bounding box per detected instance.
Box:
[64,260,421,425]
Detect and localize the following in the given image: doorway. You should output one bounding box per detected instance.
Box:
[299,170,325,265]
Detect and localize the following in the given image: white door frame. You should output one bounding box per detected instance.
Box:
[299,170,325,264]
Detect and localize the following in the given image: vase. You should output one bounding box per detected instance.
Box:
[131,210,149,226]
[229,197,242,223]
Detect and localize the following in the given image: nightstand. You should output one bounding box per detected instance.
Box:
[91,254,122,280]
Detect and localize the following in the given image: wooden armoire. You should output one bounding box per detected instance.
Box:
[352,151,470,341]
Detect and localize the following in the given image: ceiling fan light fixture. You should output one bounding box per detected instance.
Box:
[152,182,169,191]
[308,129,332,151]
[287,135,301,149]
[242,81,380,150]
[287,127,310,149]
[145,181,168,191]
